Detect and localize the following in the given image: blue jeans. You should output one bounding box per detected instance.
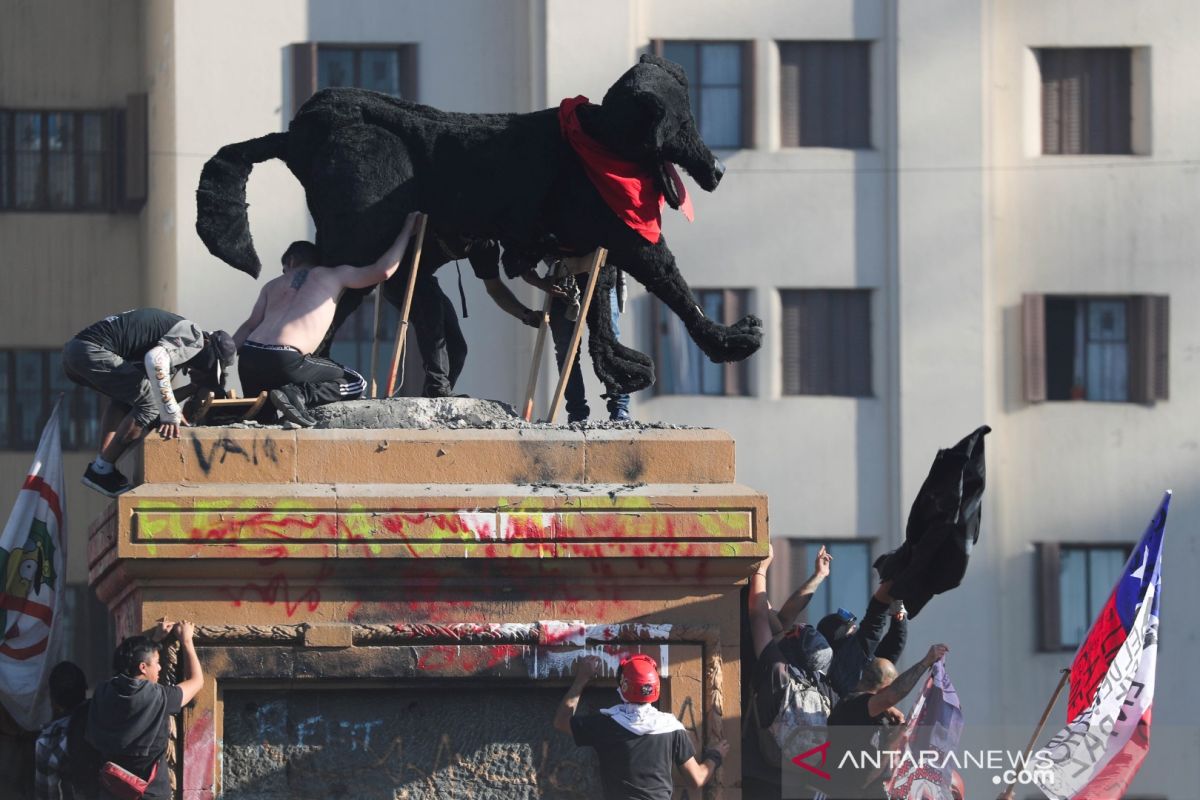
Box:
[548,288,630,421]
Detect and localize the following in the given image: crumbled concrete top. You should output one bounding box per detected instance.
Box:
[217,397,699,431]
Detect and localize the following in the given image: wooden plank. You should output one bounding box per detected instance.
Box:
[387,213,429,397]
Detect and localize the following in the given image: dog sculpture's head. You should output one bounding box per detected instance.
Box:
[600,54,725,209]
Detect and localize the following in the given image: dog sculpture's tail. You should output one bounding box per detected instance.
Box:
[195,131,289,278]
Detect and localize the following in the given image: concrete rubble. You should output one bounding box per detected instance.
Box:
[219,397,697,431]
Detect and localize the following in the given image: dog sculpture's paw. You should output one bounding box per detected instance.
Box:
[595,341,656,394]
[700,314,763,363]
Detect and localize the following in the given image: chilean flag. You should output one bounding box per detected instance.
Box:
[1033,492,1168,800]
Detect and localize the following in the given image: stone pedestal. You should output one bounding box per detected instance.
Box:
[88,426,767,799]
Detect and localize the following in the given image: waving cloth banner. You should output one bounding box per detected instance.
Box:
[1033,491,1169,800]
[0,399,67,729]
[886,659,964,800]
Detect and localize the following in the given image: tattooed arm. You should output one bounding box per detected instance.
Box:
[867,644,949,718]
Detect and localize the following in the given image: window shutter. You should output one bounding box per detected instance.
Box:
[741,40,756,149]
[651,39,664,59]
[779,44,801,148]
[1022,293,1047,403]
[122,93,147,209]
[1036,543,1062,652]
[781,292,802,395]
[291,42,319,115]
[1041,51,1062,154]
[1129,294,1170,404]
[845,290,872,396]
[400,45,419,101]
[1152,295,1169,400]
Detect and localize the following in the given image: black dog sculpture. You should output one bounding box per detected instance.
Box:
[196,54,762,394]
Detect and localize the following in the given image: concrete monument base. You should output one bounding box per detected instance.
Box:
[88,421,767,799]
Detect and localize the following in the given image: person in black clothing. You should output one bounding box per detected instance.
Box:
[826,643,949,799]
[817,580,909,699]
[62,308,235,496]
[404,234,542,398]
[555,654,728,800]
[749,543,835,729]
[86,621,205,800]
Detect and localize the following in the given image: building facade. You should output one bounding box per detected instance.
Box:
[2,0,1197,796]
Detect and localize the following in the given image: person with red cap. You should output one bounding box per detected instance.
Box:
[554,653,728,799]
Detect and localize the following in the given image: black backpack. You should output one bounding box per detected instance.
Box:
[59,701,104,799]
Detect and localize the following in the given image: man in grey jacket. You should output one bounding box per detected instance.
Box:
[86,621,204,800]
[63,309,235,497]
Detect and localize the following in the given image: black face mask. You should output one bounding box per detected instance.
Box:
[185,346,226,391]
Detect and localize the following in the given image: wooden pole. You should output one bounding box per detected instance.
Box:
[996,668,1070,800]
[368,285,383,398]
[545,248,605,424]
[521,290,555,422]
[385,213,429,398]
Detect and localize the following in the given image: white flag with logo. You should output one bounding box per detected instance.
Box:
[0,399,67,729]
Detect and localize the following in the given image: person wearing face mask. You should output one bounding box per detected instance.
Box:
[554,654,728,799]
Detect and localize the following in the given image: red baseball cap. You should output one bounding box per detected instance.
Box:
[618,654,661,703]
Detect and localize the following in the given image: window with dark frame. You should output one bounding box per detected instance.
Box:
[776,539,871,624]
[658,40,752,149]
[1036,542,1131,651]
[292,43,418,114]
[781,289,872,397]
[0,109,115,212]
[651,289,750,396]
[0,350,101,451]
[779,41,871,149]
[1022,294,1168,404]
[1038,48,1133,155]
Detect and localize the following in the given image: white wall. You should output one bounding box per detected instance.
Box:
[985,1,1200,796]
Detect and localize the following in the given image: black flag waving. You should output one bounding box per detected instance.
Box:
[874,425,990,618]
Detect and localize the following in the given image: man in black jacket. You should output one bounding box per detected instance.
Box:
[86,621,204,800]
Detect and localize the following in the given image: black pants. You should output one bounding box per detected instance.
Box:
[410,274,467,396]
[238,341,365,408]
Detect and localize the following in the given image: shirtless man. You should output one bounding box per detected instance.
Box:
[232,213,419,426]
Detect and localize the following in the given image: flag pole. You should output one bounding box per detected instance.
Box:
[997,668,1070,800]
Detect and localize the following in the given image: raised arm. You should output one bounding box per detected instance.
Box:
[554,655,600,734]
[867,644,948,718]
[174,621,205,706]
[749,544,776,659]
[232,285,270,347]
[334,213,420,290]
[777,545,832,630]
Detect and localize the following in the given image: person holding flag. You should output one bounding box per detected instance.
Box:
[1028,492,1169,800]
[0,400,68,733]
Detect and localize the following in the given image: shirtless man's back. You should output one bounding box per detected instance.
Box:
[232,213,418,425]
